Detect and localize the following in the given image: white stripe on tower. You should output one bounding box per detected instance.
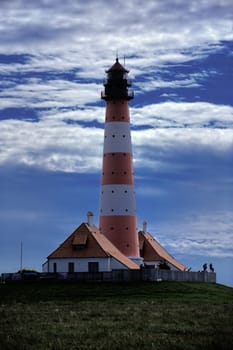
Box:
[99,59,141,263]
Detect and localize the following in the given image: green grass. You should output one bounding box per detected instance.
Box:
[0,281,232,350]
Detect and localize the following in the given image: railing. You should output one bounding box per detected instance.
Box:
[101,90,134,100]
[1,270,216,283]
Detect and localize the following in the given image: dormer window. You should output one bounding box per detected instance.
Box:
[72,232,88,250]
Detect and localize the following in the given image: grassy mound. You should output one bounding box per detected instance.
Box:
[0,281,232,350]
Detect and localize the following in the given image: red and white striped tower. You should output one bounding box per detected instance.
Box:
[99,58,142,265]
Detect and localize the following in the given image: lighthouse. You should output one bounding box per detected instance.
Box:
[99,58,142,265]
[43,57,190,277]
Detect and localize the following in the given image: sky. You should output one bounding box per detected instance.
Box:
[0,0,232,286]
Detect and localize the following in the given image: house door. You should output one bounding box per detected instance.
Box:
[53,262,57,273]
[88,262,99,273]
[68,262,74,273]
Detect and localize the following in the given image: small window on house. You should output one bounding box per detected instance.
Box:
[88,262,99,273]
[68,262,74,273]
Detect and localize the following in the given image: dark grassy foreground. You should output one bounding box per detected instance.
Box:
[0,281,232,350]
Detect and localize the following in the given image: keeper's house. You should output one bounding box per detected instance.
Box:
[43,215,187,274]
[42,221,139,274]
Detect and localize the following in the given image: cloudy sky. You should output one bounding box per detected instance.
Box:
[0,0,232,286]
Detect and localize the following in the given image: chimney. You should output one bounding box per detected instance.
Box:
[87,211,94,226]
[143,220,147,233]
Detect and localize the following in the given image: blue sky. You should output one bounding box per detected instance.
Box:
[0,0,232,286]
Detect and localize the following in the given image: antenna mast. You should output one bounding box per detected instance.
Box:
[20,241,23,272]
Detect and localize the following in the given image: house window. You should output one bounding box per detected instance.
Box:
[68,262,74,273]
[88,262,99,273]
[53,262,57,273]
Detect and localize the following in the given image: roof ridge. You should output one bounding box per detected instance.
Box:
[88,226,139,269]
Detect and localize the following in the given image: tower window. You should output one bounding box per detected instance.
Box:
[112,134,115,138]
[123,135,126,138]
[111,209,114,212]
[112,171,114,174]
[110,227,114,230]
[126,227,129,230]
[112,190,114,193]
[125,209,128,212]
[124,171,127,174]
[124,190,128,193]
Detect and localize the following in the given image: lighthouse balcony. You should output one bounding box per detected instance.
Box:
[101,90,134,101]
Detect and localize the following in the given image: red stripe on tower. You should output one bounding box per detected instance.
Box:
[99,58,142,266]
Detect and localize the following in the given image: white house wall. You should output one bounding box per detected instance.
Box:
[110,258,129,270]
[46,257,129,273]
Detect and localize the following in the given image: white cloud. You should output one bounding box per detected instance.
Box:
[0,118,103,172]
[149,211,233,258]
[131,102,233,128]
[0,110,232,173]
[0,78,100,109]
[136,78,200,92]
[0,0,232,80]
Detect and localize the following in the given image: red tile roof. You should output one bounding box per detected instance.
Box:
[139,231,187,271]
[48,223,139,270]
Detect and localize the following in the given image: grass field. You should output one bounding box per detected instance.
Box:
[0,281,232,350]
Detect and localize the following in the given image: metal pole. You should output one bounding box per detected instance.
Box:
[20,241,23,272]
